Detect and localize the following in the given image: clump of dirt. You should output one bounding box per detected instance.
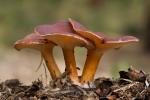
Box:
[0,68,150,100]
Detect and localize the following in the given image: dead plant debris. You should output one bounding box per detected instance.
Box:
[0,68,149,100]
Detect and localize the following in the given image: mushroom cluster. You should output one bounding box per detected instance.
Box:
[14,18,139,85]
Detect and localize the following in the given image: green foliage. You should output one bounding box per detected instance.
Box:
[112,62,129,79]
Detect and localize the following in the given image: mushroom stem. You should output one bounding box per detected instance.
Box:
[80,49,103,84]
[62,48,79,83]
[41,46,61,80]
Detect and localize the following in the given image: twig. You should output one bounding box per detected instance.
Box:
[35,56,44,72]
[43,63,48,85]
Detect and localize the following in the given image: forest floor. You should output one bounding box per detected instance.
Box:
[0,67,149,100]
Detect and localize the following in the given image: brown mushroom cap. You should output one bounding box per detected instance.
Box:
[69,18,104,45]
[99,36,139,51]
[69,18,139,49]
[35,20,73,35]
[104,36,139,43]
[14,33,54,50]
[35,20,94,49]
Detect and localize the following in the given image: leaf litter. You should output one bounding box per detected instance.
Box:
[0,67,149,100]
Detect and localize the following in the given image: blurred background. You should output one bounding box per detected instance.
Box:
[0,0,150,84]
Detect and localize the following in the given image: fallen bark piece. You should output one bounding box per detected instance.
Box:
[119,67,145,81]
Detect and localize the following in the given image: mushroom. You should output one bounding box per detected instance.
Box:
[34,20,94,84]
[43,33,94,84]
[69,18,139,84]
[14,33,61,80]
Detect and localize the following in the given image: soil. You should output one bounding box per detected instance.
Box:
[0,68,149,100]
